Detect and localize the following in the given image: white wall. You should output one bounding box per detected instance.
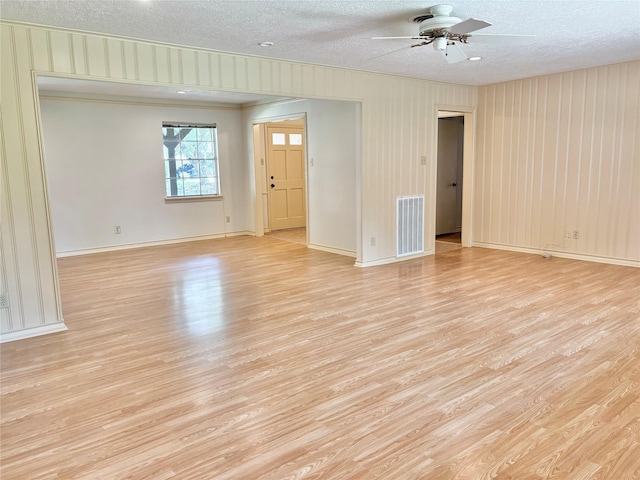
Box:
[474,62,640,265]
[244,99,359,255]
[39,97,246,253]
[40,94,359,256]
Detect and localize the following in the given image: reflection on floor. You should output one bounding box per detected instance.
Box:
[435,231,462,254]
[265,227,306,245]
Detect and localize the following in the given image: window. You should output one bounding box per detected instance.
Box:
[162,124,220,198]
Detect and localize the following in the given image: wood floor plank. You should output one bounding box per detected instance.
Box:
[1,237,639,479]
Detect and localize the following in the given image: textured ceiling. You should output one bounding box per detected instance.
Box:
[2,0,639,87]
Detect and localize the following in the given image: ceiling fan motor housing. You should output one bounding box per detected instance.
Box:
[419,16,461,35]
[417,4,461,35]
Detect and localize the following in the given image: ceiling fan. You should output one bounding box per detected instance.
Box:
[372,4,535,64]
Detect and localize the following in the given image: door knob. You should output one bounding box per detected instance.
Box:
[270,183,275,188]
[270,176,274,180]
[452,182,458,187]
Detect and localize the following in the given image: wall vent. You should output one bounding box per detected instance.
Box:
[397,195,425,257]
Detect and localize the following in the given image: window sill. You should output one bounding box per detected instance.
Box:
[164,195,223,203]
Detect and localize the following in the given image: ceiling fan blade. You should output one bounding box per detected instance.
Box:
[371,36,424,40]
[468,33,536,44]
[446,18,491,35]
[412,38,436,48]
[443,43,467,64]
[368,45,413,60]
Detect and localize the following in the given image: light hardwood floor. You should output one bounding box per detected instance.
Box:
[265,227,307,245]
[1,237,639,479]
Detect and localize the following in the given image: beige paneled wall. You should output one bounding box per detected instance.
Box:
[0,21,476,338]
[360,77,477,260]
[475,62,639,264]
[1,25,63,337]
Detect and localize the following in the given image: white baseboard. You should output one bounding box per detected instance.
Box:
[0,322,68,343]
[307,243,356,258]
[226,230,253,238]
[473,242,640,268]
[56,231,252,257]
[355,250,432,268]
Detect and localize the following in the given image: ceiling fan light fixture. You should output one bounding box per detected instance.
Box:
[433,37,447,51]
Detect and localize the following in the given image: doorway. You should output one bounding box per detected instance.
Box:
[265,122,306,231]
[436,115,464,235]
[435,112,465,253]
[253,118,308,245]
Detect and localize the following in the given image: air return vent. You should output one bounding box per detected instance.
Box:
[397,195,425,257]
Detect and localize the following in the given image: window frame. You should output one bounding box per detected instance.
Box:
[162,122,222,201]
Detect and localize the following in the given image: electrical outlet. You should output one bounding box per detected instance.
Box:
[114,226,121,234]
[226,216,231,223]
[0,293,8,309]
[573,230,579,239]
[370,237,376,247]
[564,230,571,239]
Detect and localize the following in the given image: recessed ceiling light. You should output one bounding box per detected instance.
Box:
[258,42,274,47]
[468,56,482,61]
[176,90,187,94]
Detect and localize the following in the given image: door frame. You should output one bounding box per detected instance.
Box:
[434,106,475,248]
[251,113,308,242]
[436,115,464,236]
[265,122,307,231]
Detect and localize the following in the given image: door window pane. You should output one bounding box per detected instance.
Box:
[272,133,286,145]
